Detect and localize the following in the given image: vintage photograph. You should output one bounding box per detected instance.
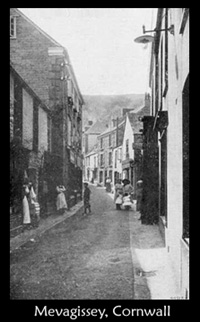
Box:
[10,8,189,301]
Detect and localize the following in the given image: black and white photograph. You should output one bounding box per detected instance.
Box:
[10,7,189,310]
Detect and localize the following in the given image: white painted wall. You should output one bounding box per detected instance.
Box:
[122,115,134,161]
[165,9,189,294]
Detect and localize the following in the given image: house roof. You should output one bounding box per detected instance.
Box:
[84,120,108,135]
[128,105,150,133]
[10,8,84,106]
[85,143,99,156]
[98,115,126,137]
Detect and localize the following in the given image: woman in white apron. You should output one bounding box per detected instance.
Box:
[22,183,31,227]
[56,185,68,214]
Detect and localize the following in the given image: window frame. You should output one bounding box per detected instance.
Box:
[10,16,17,39]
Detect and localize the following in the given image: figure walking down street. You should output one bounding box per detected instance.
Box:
[83,182,91,215]
[22,180,31,229]
[114,179,123,210]
[122,179,134,201]
[136,179,143,219]
[29,182,40,227]
[105,177,111,192]
[56,185,68,215]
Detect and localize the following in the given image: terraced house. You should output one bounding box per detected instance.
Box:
[10,8,84,232]
[147,8,189,297]
[98,117,126,187]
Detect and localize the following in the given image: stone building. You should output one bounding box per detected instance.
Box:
[10,64,50,233]
[10,8,84,228]
[97,117,125,187]
[147,8,189,297]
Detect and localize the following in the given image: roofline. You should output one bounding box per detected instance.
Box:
[15,8,84,104]
[85,150,98,157]
[15,8,61,46]
[98,120,125,138]
[63,49,84,105]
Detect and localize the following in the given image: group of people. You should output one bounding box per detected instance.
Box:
[114,178,143,213]
[114,179,134,210]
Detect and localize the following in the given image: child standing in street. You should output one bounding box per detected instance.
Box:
[83,182,91,215]
[115,190,123,210]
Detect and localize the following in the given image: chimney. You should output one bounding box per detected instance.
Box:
[88,120,93,126]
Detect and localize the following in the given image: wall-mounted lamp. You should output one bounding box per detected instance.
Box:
[134,24,174,44]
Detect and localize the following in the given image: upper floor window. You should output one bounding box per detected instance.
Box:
[126,139,129,157]
[10,16,17,39]
[109,152,112,166]
[109,134,112,147]
[100,138,103,149]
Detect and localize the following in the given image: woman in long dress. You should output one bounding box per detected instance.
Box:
[114,179,123,203]
[56,185,68,214]
[22,183,31,228]
[29,182,40,227]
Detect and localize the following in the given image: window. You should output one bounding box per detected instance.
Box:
[100,154,104,166]
[109,134,112,147]
[115,150,117,168]
[33,101,39,152]
[159,38,163,110]
[10,16,17,38]
[109,152,112,166]
[67,115,72,146]
[163,8,168,97]
[180,9,189,34]
[47,116,52,152]
[126,139,129,158]
[118,147,122,161]
[22,89,33,150]
[100,138,103,149]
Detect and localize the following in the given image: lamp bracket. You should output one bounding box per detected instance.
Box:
[143,24,174,35]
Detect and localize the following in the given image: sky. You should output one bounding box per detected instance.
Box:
[18,8,157,96]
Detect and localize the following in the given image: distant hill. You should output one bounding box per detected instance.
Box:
[82,93,145,128]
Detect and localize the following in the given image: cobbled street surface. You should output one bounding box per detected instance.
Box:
[10,185,149,299]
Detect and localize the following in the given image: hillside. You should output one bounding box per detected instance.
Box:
[82,93,145,128]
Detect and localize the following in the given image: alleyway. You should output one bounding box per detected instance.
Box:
[10,185,178,300]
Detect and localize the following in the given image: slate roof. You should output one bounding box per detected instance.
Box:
[84,120,108,135]
[128,105,150,133]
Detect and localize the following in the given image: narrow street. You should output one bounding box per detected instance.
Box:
[10,185,147,299]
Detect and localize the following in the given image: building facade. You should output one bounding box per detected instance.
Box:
[122,98,150,195]
[97,117,125,187]
[10,8,84,226]
[148,8,189,297]
[84,145,99,183]
[10,65,50,230]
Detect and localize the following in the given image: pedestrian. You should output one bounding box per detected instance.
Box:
[122,179,134,202]
[136,180,143,218]
[29,182,40,227]
[22,179,31,230]
[115,190,123,210]
[106,177,111,192]
[41,180,48,216]
[83,182,91,215]
[114,179,123,202]
[56,184,68,215]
